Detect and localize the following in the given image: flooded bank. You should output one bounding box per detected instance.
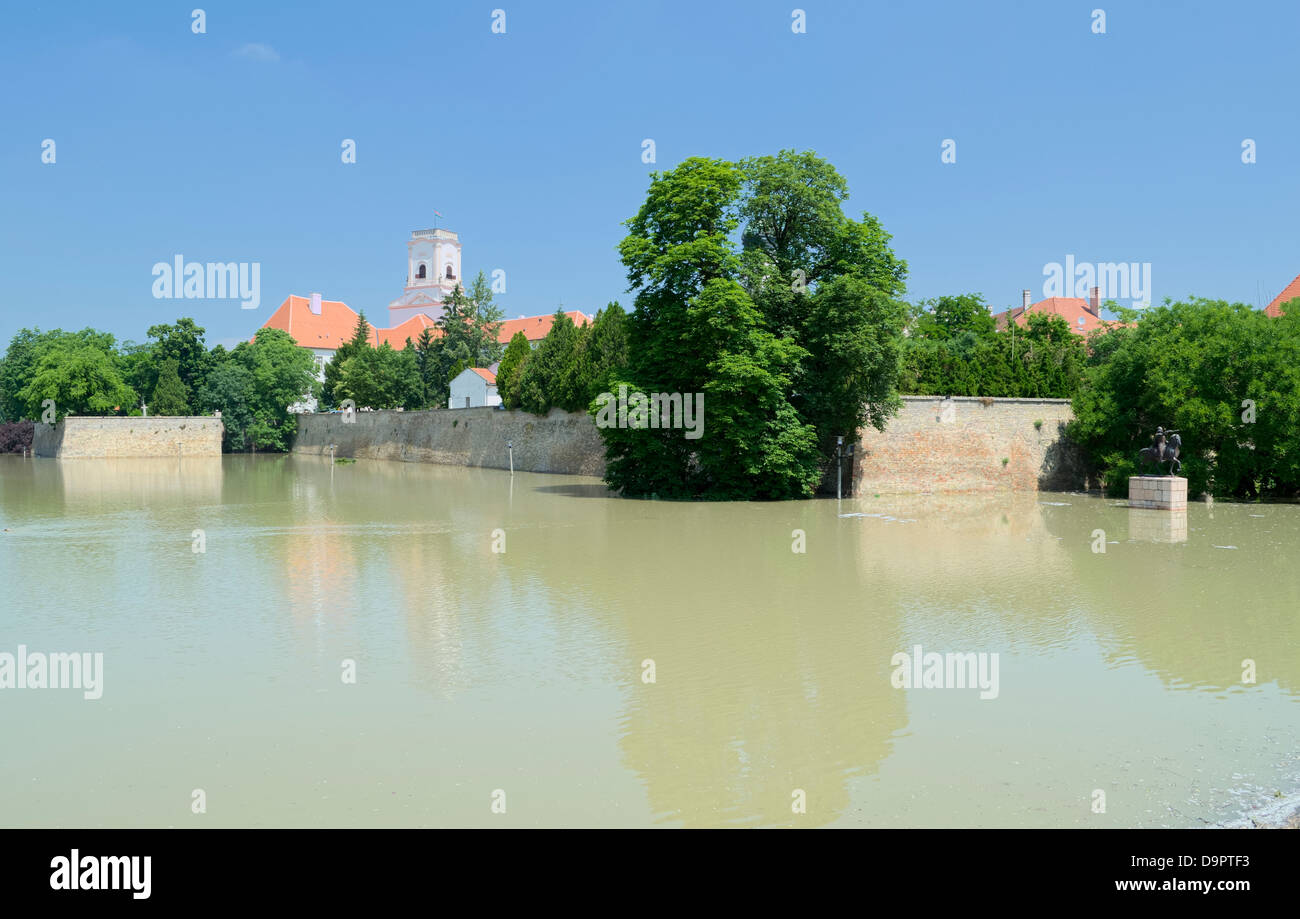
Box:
[1,455,1295,827]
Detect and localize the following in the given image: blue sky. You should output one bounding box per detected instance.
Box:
[1,0,1297,349]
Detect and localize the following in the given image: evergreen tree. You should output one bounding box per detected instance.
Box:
[518,311,579,414]
[149,358,190,415]
[465,271,506,366]
[496,331,531,410]
[414,327,440,407]
[323,312,371,407]
[575,303,630,406]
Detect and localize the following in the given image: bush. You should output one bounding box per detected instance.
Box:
[0,420,34,453]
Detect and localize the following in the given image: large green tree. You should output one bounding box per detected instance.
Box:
[199,328,317,451]
[197,360,257,451]
[337,342,422,410]
[599,151,907,499]
[1069,298,1300,498]
[19,341,136,420]
[127,318,210,411]
[0,328,123,420]
[908,293,997,341]
[438,272,506,377]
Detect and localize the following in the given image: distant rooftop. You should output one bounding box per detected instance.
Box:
[1264,272,1300,317]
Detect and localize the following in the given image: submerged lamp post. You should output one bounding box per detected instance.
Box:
[836,436,844,501]
[507,440,514,476]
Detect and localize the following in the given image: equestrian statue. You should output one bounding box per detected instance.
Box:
[1138,426,1182,476]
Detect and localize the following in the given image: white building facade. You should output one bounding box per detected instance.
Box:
[448,368,500,409]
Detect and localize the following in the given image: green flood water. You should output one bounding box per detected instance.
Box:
[0,454,1296,828]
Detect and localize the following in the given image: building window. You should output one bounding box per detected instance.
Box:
[416,264,426,279]
[446,264,456,280]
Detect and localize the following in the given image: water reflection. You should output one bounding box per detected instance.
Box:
[0,456,1295,828]
[1128,507,1188,543]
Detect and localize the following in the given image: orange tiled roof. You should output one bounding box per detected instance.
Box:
[992,297,1121,335]
[1265,273,1300,317]
[470,367,497,384]
[263,296,589,350]
[261,295,361,349]
[497,311,590,343]
[374,314,436,348]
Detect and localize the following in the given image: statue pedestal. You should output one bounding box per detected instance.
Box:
[1128,475,1187,510]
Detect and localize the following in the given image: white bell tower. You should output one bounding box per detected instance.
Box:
[388,226,464,326]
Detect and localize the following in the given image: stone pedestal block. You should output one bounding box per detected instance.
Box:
[1127,475,1187,510]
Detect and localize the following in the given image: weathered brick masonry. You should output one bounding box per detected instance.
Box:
[294,407,607,477]
[852,396,1085,494]
[294,397,1086,494]
[32,417,224,458]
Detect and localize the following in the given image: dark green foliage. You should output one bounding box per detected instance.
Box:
[19,340,136,420]
[518,312,582,413]
[149,358,190,415]
[413,327,441,408]
[496,331,531,410]
[323,312,372,409]
[433,272,507,401]
[1069,298,1300,499]
[576,304,630,406]
[1,318,321,452]
[197,328,318,452]
[198,360,258,451]
[598,150,908,499]
[900,299,1086,399]
[796,276,906,461]
[0,328,128,421]
[908,293,996,341]
[337,342,422,410]
[120,318,211,415]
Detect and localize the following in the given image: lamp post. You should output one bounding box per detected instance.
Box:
[836,436,844,501]
[507,440,514,476]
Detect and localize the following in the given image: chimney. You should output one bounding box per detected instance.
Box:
[1021,289,1031,313]
[309,292,322,315]
[1089,286,1100,315]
